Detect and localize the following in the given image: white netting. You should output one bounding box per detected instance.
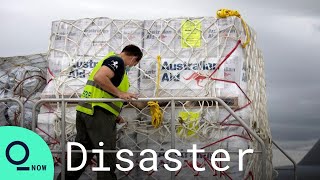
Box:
[36,16,273,179]
[0,54,47,128]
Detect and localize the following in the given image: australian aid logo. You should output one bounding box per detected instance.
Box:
[160,58,224,89]
[0,126,54,180]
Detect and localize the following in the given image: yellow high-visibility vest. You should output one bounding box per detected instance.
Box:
[76,52,129,116]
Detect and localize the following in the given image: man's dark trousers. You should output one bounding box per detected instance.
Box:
[57,107,117,180]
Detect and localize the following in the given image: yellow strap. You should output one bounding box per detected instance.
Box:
[148,101,163,128]
[156,55,161,97]
[148,55,163,128]
[217,9,250,48]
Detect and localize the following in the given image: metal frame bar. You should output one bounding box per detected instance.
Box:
[272,140,297,180]
[31,97,267,180]
[0,98,24,127]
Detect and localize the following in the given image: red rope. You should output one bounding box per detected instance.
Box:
[202,40,253,136]
[204,77,253,140]
[244,171,254,180]
[47,67,55,83]
[37,127,60,144]
[209,78,251,101]
[173,40,252,179]
[208,40,241,79]
[200,154,233,180]
[201,134,251,149]
[176,134,253,179]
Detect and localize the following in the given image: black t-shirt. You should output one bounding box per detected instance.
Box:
[102,56,125,87]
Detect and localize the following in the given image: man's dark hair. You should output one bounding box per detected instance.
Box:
[122,44,143,62]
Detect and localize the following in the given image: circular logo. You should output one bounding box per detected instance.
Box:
[0,126,54,179]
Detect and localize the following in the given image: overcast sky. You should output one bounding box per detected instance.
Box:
[1,0,319,158]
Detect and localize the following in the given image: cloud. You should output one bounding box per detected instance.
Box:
[246,0,320,16]
[313,23,320,32]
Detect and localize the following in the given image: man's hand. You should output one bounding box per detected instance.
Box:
[117,92,138,101]
[116,116,125,124]
[116,116,127,132]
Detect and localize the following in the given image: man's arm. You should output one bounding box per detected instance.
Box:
[93,66,137,100]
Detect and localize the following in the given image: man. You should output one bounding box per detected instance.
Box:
[57,44,143,180]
